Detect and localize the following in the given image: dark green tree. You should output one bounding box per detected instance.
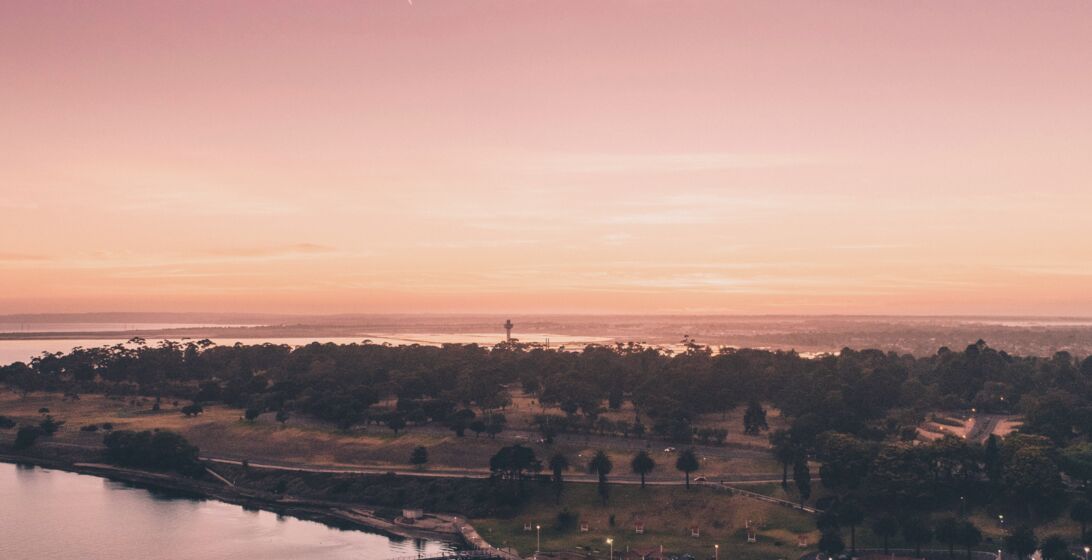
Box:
[743,400,769,435]
[13,425,43,450]
[489,444,541,497]
[818,531,845,555]
[675,448,700,489]
[936,517,962,559]
[902,517,933,558]
[872,515,900,554]
[793,457,812,507]
[549,453,568,503]
[588,450,613,505]
[1072,500,1092,543]
[837,498,864,554]
[1040,535,1071,560]
[410,446,428,469]
[771,429,799,489]
[631,450,656,489]
[1004,526,1039,560]
[956,521,982,560]
[387,414,406,434]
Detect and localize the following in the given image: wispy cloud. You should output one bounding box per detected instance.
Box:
[520,152,821,174]
[0,252,50,263]
[117,187,299,216]
[205,243,336,258]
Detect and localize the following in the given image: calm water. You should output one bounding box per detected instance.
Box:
[0,462,459,560]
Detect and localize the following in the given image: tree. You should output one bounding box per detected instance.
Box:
[816,510,840,534]
[448,409,474,437]
[275,409,290,425]
[1040,535,1072,560]
[489,444,541,497]
[588,450,613,505]
[936,517,962,559]
[770,429,799,489]
[872,515,900,554]
[956,521,982,560]
[818,531,845,555]
[181,404,203,417]
[103,429,202,477]
[387,414,406,434]
[631,450,656,489]
[793,457,811,507]
[38,415,64,435]
[470,419,486,438]
[486,414,506,438]
[902,517,933,558]
[816,432,873,491]
[837,498,864,554]
[1004,526,1039,560]
[984,434,1002,483]
[743,400,769,435]
[1071,500,1092,543]
[410,446,428,469]
[244,407,261,422]
[13,425,43,450]
[1060,443,1092,491]
[549,453,569,503]
[676,448,700,489]
[1004,447,1065,516]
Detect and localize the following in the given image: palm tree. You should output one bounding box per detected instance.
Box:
[588,450,613,505]
[770,430,798,489]
[631,450,656,489]
[549,453,568,504]
[675,448,700,489]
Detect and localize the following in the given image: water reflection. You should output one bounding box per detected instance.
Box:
[0,462,460,560]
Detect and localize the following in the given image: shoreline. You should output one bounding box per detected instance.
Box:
[0,452,473,550]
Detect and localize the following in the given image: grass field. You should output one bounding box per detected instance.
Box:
[471,483,817,560]
[0,391,781,477]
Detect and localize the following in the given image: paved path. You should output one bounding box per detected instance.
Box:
[965,414,1003,444]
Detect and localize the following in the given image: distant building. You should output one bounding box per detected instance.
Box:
[504,319,514,341]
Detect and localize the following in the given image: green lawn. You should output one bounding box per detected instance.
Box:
[471,482,817,559]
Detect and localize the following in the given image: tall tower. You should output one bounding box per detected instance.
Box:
[503,319,514,341]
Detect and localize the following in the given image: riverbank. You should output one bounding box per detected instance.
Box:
[0,449,477,551]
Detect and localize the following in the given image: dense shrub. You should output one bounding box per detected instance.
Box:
[103,430,203,477]
[13,426,44,450]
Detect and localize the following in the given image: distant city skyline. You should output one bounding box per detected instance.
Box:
[3,2,1092,315]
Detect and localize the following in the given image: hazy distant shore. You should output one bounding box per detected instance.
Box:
[4,314,1092,357]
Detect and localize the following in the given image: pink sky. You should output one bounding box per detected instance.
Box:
[2,1,1092,315]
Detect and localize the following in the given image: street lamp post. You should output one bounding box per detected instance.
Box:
[1084,546,1089,560]
[536,524,541,559]
[606,538,613,559]
[715,544,720,560]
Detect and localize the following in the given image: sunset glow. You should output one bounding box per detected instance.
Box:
[3,1,1092,315]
